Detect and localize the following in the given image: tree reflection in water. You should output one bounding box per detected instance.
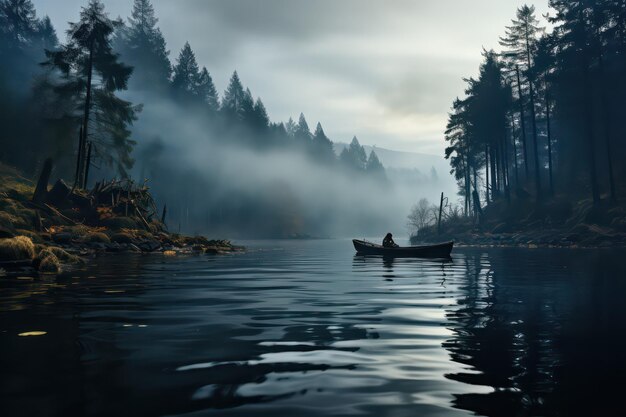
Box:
[444,248,626,417]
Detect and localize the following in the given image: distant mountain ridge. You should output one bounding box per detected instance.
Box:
[334,142,449,174]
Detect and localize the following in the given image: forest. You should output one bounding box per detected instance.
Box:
[444,1,626,221]
[0,0,399,238]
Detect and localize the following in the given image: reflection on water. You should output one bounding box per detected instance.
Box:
[1,240,625,417]
[444,249,626,417]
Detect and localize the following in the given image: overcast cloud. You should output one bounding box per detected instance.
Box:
[32,0,551,154]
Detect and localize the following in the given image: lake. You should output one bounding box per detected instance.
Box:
[1,239,625,417]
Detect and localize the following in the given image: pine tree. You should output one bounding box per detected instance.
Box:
[340,136,367,171]
[241,88,255,121]
[500,5,545,198]
[196,67,219,111]
[534,34,557,196]
[252,98,269,129]
[285,117,296,137]
[548,0,602,203]
[366,150,385,178]
[445,98,475,213]
[293,113,311,142]
[312,122,335,164]
[0,0,42,170]
[119,0,171,90]
[42,0,137,183]
[172,41,200,99]
[37,15,58,51]
[0,0,38,44]
[444,51,511,210]
[0,0,41,84]
[221,70,246,120]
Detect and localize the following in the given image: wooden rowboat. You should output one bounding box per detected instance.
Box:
[352,239,453,258]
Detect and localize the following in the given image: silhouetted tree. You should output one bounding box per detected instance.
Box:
[172,41,200,100]
[500,4,544,198]
[116,0,171,90]
[1,0,38,44]
[340,136,367,171]
[221,70,246,121]
[534,34,557,196]
[241,88,255,122]
[196,66,219,112]
[366,150,385,179]
[42,0,137,183]
[284,117,296,137]
[37,15,58,51]
[293,113,311,144]
[252,98,269,130]
[312,122,335,164]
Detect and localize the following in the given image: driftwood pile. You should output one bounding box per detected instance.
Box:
[34,176,162,232]
[0,160,242,276]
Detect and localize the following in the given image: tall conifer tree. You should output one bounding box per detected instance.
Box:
[42,0,137,183]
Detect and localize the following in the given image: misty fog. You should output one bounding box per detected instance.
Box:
[122,89,453,239]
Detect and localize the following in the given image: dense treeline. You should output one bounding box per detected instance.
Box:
[0,0,386,183]
[445,1,626,217]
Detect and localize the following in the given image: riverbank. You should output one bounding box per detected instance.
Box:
[0,163,242,274]
[412,196,626,248]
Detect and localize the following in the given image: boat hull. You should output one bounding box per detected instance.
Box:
[352,239,453,258]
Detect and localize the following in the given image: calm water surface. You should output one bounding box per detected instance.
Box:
[1,240,626,417]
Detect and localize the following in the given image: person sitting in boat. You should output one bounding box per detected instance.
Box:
[382,233,399,248]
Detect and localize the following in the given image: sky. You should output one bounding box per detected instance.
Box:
[32,0,551,155]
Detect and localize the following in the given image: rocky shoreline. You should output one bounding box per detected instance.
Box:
[0,164,243,275]
[412,197,626,249]
[422,227,626,249]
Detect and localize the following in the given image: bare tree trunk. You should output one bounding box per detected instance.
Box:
[516,66,529,178]
[83,142,93,189]
[73,126,83,189]
[598,52,617,202]
[583,60,600,204]
[528,77,542,200]
[461,150,468,216]
[524,30,542,200]
[490,145,497,198]
[485,146,490,204]
[544,76,554,197]
[592,6,616,202]
[510,114,519,189]
[502,134,511,203]
[79,40,95,189]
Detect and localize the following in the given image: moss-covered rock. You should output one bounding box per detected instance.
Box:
[0,211,18,230]
[47,246,83,264]
[65,225,92,239]
[35,250,61,273]
[14,229,44,244]
[86,232,110,243]
[0,236,35,261]
[100,216,139,230]
[110,232,134,244]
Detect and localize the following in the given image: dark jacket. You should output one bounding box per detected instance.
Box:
[383,234,398,248]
